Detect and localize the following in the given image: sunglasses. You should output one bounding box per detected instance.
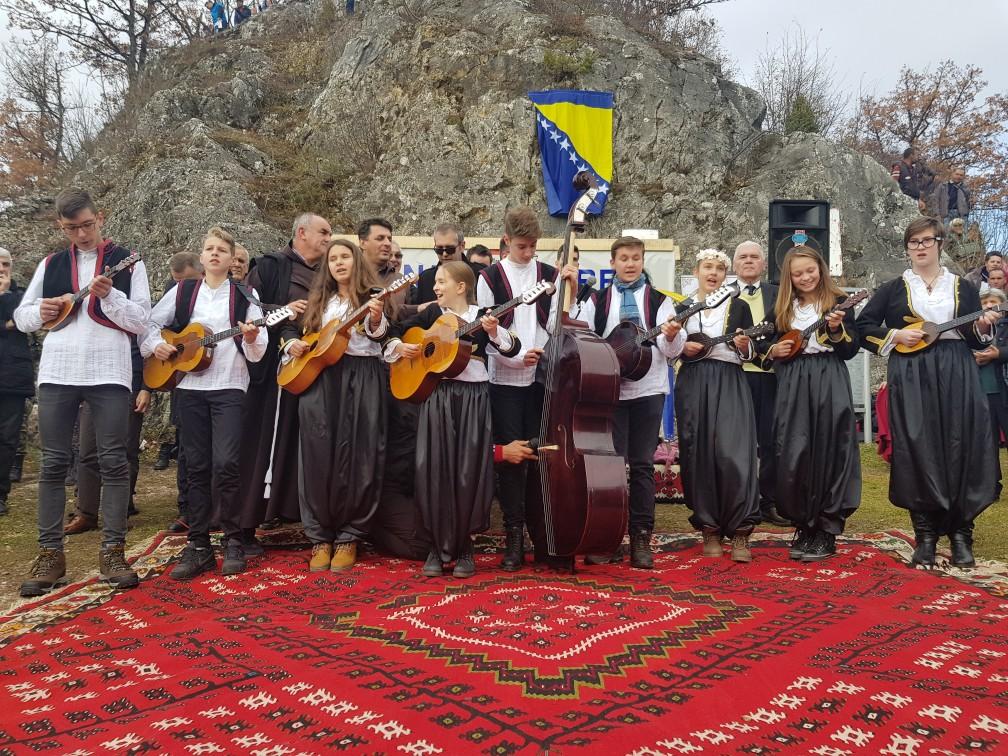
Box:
[434,246,456,256]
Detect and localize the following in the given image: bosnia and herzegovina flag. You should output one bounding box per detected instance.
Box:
[528,89,613,217]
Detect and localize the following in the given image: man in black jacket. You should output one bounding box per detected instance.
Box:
[733,241,788,526]
[0,247,35,515]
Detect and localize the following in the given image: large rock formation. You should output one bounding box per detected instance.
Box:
[0,0,917,287]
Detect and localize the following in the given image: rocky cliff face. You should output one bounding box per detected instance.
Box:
[0,0,917,287]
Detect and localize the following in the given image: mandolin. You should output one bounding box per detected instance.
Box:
[773,290,870,362]
[390,280,555,403]
[680,321,776,363]
[277,273,416,395]
[894,302,1008,354]
[605,282,739,380]
[144,305,295,391]
[43,251,142,331]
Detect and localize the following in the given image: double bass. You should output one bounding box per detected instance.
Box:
[527,172,628,567]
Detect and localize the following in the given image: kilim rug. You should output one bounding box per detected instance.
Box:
[1,531,1008,755]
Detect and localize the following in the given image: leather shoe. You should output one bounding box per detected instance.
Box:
[761,505,790,527]
[65,513,98,536]
[167,518,189,534]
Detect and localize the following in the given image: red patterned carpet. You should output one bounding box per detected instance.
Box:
[2,532,1008,755]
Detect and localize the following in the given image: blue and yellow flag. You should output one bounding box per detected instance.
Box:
[528,89,613,217]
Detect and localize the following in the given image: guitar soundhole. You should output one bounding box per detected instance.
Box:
[423,342,436,359]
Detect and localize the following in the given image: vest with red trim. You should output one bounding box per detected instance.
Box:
[42,241,134,333]
[169,278,251,351]
[479,261,557,329]
[593,283,666,336]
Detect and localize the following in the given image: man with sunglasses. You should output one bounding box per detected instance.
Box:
[13,188,151,596]
[402,222,486,319]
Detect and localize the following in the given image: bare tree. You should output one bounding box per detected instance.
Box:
[1,38,74,165]
[752,25,848,137]
[0,0,202,85]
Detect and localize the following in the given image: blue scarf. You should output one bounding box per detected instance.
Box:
[615,276,645,326]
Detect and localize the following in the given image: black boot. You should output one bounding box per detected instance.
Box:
[949,520,976,568]
[910,511,937,567]
[9,454,24,483]
[629,530,654,569]
[153,442,173,471]
[500,527,525,572]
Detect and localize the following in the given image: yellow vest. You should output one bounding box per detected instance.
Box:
[739,287,770,374]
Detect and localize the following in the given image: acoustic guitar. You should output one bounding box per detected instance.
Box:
[390,280,555,403]
[43,251,142,331]
[277,273,416,395]
[773,290,870,362]
[894,302,1008,354]
[680,321,776,363]
[144,306,295,391]
[604,281,739,380]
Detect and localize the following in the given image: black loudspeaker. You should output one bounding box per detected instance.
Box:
[768,199,830,284]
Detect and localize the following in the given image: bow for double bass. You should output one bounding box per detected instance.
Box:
[277,273,416,395]
[773,290,870,361]
[390,280,555,403]
[527,171,627,564]
[605,281,739,379]
[144,305,295,391]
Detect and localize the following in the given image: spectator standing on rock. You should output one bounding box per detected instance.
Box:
[936,167,972,225]
[0,247,35,517]
[966,251,1003,290]
[206,1,229,33]
[234,0,252,26]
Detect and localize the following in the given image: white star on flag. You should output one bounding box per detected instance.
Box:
[568,151,579,163]
[558,138,570,151]
[598,182,610,194]
[577,163,588,172]
[549,130,561,143]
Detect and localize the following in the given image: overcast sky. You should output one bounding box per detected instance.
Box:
[709,0,1008,99]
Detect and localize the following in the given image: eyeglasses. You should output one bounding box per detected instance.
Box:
[907,236,942,250]
[392,253,403,259]
[61,219,97,233]
[434,246,456,256]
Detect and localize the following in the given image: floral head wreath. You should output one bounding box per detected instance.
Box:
[695,248,731,268]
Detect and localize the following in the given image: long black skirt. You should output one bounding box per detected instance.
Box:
[888,340,999,531]
[675,359,760,536]
[773,354,861,533]
[298,355,386,542]
[416,379,494,562]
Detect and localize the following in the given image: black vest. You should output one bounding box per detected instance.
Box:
[170,278,251,350]
[42,241,134,332]
[593,283,666,335]
[479,261,557,328]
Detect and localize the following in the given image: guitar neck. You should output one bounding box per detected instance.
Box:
[458,293,525,338]
[75,257,137,302]
[641,301,702,342]
[936,308,992,335]
[198,315,268,347]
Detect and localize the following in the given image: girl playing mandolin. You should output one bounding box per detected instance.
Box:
[385,261,521,578]
[761,246,861,562]
[675,249,761,562]
[857,216,1000,568]
[285,239,389,573]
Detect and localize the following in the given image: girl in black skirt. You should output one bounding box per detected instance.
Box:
[675,249,760,562]
[761,246,861,562]
[857,216,1000,568]
[387,261,520,578]
[285,239,388,573]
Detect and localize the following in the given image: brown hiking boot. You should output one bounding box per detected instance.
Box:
[20,548,67,597]
[730,530,753,563]
[99,545,140,589]
[309,543,333,572]
[702,528,723,557]
[65,513,98,536]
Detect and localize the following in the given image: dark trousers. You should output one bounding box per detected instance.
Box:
[613,394,665,533]
[36,383,131,550]
[989,391,1008,448]
[0,394,27,501]
[490,382,544,529]
[176,388,244,548]
[745,370,777,511]
[76,393,143,518]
